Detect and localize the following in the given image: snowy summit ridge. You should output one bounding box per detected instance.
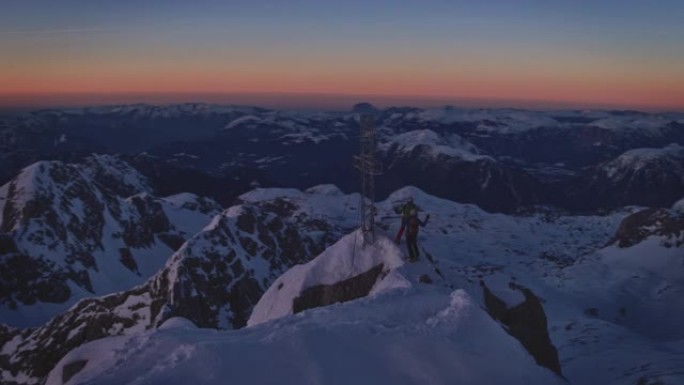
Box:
[248,231,408,326]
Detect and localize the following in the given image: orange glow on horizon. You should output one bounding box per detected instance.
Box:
[2,62,683,110]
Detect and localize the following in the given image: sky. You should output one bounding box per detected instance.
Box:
[1,0,683,110]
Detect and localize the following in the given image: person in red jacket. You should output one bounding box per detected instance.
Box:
[405,209,429,262]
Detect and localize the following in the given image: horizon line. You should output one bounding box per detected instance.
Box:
[0,91,682,114]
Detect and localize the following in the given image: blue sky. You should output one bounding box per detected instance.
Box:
[1,0,683,109]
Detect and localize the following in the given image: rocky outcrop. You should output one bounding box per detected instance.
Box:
[0,156,222,321]
[248,233,405,327]
[0,195,342,385]
[62,359,87,384]
[293,264,385,314]
[0,286,161,384]
[610,208,684,248]
[482,281,562,376]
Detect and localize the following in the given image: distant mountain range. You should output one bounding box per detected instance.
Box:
[2,103,683,213]
[0,103,682,384]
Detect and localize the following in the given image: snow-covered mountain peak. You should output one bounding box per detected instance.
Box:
[0,154,152,234]
[379,129,489,161]
[1,161,60,219]
[248,231,407,327]
[385,107,560,134]
[590,114,673,136]
[602,143,684,179]
[0,156,222,327]
[619,142,684,160]
[4,182,683,384]
[82,154,153,196]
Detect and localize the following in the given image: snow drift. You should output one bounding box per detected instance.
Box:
[248,230,408,326]
[46,288,564,385]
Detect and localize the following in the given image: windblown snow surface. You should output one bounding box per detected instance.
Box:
[29,186,684,384]
[47,230,562,385]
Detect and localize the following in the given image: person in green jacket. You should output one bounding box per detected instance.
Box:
[394,197,418,243]
[406,210,430,262]
[406,209,429,262]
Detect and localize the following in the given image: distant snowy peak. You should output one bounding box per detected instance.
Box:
[602,143,684,179]
[589,114,677,136]
[385,107,559,134]
[381,106,684,136]
[379,129,489,161]
[222,112,347,145]
[43,103,265,120]
[1,154,152,231]
[379,132,542,212]
[619,142,684,159]
[565,143,684,210]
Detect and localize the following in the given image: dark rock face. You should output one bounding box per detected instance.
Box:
[62,359,88,384]
[482,281,562,376]
[0,156,221,317]
[0,235,72,308]
[0,195,344,385]
[610,208,684,248]
[0,285,161,384]
[157,202,338,329]
[293,264,385,314]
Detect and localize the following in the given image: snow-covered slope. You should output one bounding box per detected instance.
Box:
[2,184,683,385]
[45,287,563,385]
[552,207,684,384]
[248,231,407,326]
[0,188,351,385]
[0,155,222,327]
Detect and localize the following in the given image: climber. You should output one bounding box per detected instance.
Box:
[406,209,429,262]
[393,197,418,243]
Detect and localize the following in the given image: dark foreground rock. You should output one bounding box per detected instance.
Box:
[293,264,385,314]
[482,281,563,376]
